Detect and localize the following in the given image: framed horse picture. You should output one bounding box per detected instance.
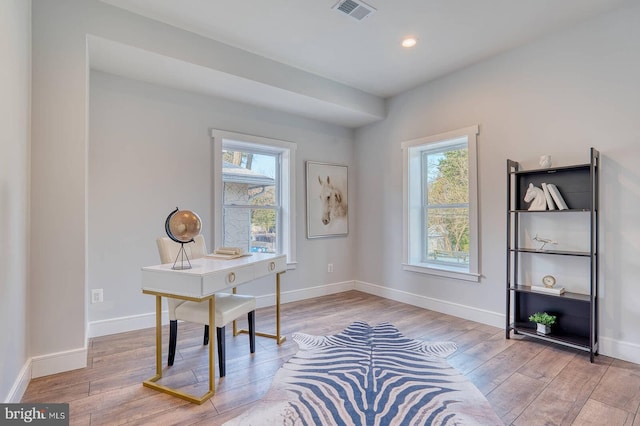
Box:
[306,161,348,238]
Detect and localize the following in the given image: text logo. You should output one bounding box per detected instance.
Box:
[1,404,68,425]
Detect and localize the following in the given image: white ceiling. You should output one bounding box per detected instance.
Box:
[95,0,628,126]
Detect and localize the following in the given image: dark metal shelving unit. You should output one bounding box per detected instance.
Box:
[506,148,599,362]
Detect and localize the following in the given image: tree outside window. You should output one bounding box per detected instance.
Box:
[424,146,469,265]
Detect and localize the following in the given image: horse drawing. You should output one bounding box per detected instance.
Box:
[524,183,547,210]
[318,175,347,225]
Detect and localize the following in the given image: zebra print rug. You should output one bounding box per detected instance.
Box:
[224,321,503,425]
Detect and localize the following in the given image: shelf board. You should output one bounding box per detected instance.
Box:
[509,248,591,257]
[509,209,591,213]
[510,322,592,351]
[510,163,591,176]
[509,285,591,302]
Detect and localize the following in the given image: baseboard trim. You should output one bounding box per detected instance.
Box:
[88,311,170,338]
[599,336,640,364]
[256,280,356,307]
[31,347,87,379]
[4,359,32,403]
[355,280,504,328]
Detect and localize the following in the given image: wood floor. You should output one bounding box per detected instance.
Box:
[22,290,640,425]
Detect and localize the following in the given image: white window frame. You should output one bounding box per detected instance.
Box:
[401,125,480,282]
[211,129,297,268]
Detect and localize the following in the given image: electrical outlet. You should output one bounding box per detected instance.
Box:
[328,263,334,273]
[91,289,103,304]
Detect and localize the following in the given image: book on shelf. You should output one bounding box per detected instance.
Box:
[546,183,568,210]
[541,183,556,210]
[531,285,565,295]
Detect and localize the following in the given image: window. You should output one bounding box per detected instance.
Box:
[222,149,278,253]
[211,130,296,266]
[402,125,479,281]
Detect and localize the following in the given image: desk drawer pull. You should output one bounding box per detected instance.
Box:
[228,272,236,283]
[269,261,276,271]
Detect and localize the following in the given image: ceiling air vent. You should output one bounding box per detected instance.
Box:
[332,0,376,21]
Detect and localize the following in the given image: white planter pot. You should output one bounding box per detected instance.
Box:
[536,323,551,334]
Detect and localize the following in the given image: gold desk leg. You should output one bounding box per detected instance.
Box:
[209,296,215,394]
[237,271,286,344]
[232,287,238,336]
[143,294,216,404]
[275,271,285,344]
[143,295,162,383]
[155,295,162,376]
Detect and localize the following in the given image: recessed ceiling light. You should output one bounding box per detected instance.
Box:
[402,37,418,48]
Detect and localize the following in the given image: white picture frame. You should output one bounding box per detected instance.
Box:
[306,161,348,238]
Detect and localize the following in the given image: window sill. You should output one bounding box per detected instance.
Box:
[286,261,297,270]
[402,263,480,282]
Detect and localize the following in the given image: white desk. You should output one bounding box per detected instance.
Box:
[141,253,287,404]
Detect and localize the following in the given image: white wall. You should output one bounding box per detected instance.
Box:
[354,1,640,363]
[0,0,31,401]
[88,71,355,327]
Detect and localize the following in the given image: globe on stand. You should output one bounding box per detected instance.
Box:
[165,207,202,270]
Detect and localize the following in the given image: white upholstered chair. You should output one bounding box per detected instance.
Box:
[156,235,256,377]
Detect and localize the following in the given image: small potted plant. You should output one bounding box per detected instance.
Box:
[529,312,556,334]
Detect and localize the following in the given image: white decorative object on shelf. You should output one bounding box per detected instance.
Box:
[542,274,556,287]
[531,285,565,295]
[524,183,547,211]
[536,323,551,334]
[541,183,556,210]
[539,155,552,168]
[532,234,557,250]
[546,183,568,210]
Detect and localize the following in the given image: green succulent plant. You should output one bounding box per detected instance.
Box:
[528,312,556,326]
